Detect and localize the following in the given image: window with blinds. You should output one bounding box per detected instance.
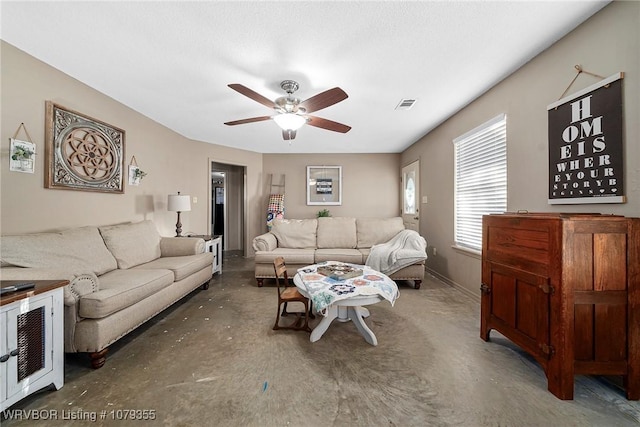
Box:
[454,114,507,252]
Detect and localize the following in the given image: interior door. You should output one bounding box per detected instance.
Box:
[401,160,419,231]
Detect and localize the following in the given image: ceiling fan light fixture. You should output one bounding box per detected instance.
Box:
[273,113,306,131]
[225,82,350,140]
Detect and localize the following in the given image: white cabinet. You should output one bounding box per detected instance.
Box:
[197,235,222,275]
[211,235,222,275]
[0,282,65,410]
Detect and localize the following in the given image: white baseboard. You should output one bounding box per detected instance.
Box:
[426,268,480,302]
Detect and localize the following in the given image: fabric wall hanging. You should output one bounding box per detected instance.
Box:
[547,71,624,204]
[44,101,125,193]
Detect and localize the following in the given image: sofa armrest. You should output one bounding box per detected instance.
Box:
[252,233,277,252]
[1,267,101,353]
[0,267,99,306]
[160,237,205,257]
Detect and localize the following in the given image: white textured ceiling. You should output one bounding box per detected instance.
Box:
[1,1,608,154]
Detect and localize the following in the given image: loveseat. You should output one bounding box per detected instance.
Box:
[0,220,213,368]
[252,217,427,288]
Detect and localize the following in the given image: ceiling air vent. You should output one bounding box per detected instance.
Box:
[395,99,417,110]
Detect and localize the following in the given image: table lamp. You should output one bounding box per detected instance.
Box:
[167,191,191,237]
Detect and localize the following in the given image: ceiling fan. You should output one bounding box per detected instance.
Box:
[224,80,351,140]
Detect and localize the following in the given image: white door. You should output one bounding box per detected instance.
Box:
[401,160,420,231]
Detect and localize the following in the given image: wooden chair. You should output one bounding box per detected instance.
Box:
[273,257,313,332]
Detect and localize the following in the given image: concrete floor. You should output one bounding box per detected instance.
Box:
[2,254,639,426]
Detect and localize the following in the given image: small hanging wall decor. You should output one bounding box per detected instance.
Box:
[9,123,36,174]
[128,155,147,186]
[45,101,125,193]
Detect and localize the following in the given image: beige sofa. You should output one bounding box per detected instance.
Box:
[252,217,427,288]
[0,220,213,368]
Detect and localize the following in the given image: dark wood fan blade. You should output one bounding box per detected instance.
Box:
[228,84,276,109]
[299,87,348,114]
[306,116,351,133]
[224,116,272,126]
[282,129,297,140]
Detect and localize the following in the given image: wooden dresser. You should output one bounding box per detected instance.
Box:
[480,213,639,400]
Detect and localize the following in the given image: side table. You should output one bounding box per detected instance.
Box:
[190,234,222,275]
[0,279,68,410]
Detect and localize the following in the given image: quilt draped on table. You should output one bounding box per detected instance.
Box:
[297,261,399,316]
[365,229,427,275]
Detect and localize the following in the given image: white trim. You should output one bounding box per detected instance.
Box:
[425,268,480,302]
[453,113,506,144]
[451,244,481,259]
[548,195,626,205]
[547,72,623,110]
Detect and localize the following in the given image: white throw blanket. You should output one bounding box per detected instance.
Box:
[365,229,427,275]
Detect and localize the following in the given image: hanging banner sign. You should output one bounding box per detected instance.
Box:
[547,72,624,204]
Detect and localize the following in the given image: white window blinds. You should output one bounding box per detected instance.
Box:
[454,114,507,251]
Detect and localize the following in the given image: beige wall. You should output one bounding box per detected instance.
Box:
[262,153,401,220]
[1,41,264,255]
[402,1,640,297]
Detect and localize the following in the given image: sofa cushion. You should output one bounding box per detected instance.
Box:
[316,217,357,249]
[99,220,161,269]
[271,219,318,249]
[314,248,364,264]
[79,268,173,319]
[255,248,316,265]
[0,226,117,276]
[356,217,405,248]
[134,253,213,281]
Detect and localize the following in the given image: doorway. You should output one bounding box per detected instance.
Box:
[401,160,420,231]
[210,161,246,256]
[211,172,225,237]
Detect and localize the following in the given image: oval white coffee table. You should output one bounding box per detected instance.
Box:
[293,274,385,346]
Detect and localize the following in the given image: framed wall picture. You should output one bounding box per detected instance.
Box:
[127,156,146,186]
[128,165,141,186]
[307,166,342,205]
[9,138,36,174]
[45,101,125,193]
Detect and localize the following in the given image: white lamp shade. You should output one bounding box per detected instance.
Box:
[273,113,306,131]
[167,194,191,212]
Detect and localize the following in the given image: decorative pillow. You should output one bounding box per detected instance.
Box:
[356,217,405,248]
[316,217,357,249]
[0,226,117,276]
[99,220,161,269]
[271,219,318,249]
